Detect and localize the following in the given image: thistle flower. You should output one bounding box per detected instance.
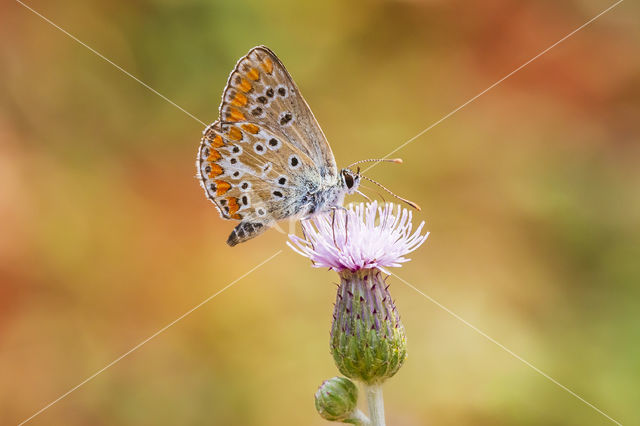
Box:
[288,202,428,274]
[291,202,428,425]
[290,202,427,385]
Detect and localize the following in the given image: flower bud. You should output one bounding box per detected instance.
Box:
[331,269,407,384]
[314,377,359,422]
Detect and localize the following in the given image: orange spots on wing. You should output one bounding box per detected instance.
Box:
[238,78,252,92]
[231,92,248,107]
[247,68,260,81]
[208,164,223,178]
[231,213,242,220]
[228,126,243,141]
[215,180,231,196]
[241,123,259,134]
[211,134,224,147]
[261,57,273,74]
[228,108,246,122]
[207,149,221,162]
[227,197,240,215]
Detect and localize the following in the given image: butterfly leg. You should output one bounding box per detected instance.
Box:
[300,217,314,250]
[341,207,350,246]
[331,209,337,247]
[300,217,317,266]
[330,206,349,247]
[344,208,349,245]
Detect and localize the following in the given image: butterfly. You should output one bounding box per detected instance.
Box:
[196,46,417,246]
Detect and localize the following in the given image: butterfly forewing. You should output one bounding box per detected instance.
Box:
[219,46,337,179]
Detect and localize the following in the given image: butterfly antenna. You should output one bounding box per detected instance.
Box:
[356,174,421,211]
[347,158,403,169]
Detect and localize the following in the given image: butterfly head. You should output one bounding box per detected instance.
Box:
[340,168,361,195]
[344,158,422,211]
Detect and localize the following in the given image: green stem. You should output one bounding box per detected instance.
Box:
[346,408,371,425]
[365,384,385,426]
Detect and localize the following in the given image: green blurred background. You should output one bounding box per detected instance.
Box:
[1,0,639,424]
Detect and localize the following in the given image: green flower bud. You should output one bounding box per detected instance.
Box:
[331,269,407,385]
[314,377,359,422]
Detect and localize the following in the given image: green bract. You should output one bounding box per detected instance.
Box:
[314,377,359,422]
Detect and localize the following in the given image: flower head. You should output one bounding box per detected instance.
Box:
[288,202,428,274]
[314,377,359,422]
[331,269,407,385]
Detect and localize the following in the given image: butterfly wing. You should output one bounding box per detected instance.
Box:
[218,46,338,179]
[197,46,339,245]
[197,121,319,245]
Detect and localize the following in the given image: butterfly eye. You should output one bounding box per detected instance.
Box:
[344,172,354,189]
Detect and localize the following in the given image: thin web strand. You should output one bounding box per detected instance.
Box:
[362,0,624,174]
[17,251,282,426]
[14,1,625,424]
[392,272,623,426]
[15,0,207,126]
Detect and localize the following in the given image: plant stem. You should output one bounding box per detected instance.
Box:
[347,408,371,425]
[365,384,385,426]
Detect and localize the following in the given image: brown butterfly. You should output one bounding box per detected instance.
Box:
[196,46,417,246]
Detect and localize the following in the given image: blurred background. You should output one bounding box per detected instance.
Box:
[1,0,639,424]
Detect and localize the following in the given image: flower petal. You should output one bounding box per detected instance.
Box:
[288,202,428,272]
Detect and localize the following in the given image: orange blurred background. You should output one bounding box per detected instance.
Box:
[1,0,639,424]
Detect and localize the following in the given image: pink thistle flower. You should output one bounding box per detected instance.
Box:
[288,202,428,274]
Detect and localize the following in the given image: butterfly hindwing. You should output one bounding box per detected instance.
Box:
[197,120,317,225]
